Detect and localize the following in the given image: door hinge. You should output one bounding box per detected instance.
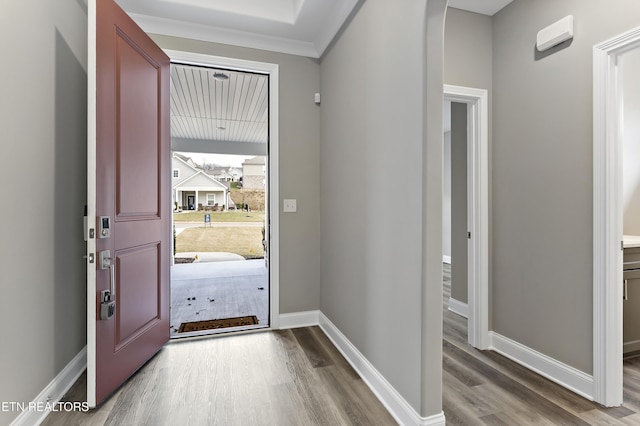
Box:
[467,232,471,239]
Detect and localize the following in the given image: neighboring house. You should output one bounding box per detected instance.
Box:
[172,153,229,210]
[228,167,242,181]
[209,166,242,182]
[242,156,266,189]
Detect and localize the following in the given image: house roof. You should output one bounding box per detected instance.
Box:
[173,152,199,169]
[173,152,190,162]
[242,156,266,165]
[173,170,228,191]
[209,166,233,174]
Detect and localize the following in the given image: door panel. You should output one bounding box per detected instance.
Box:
[88,0,170,406]
[115,244,160,346]
[116,31,161,218]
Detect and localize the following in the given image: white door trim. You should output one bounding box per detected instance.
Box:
[444,84,489,350]
[163,50,280,330]
[593,25,640,407]
[86,0,97,407]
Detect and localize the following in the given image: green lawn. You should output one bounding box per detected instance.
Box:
[173,210,265,223]
[176,227,264,259]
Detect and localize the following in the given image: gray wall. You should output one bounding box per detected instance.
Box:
[622,48,640,235]
[444,7,493,91]
[320,0,441,415]
[450,102,468,304]
[150,34,322,314]
[444,6,493,311]
[0,1,88,424]
[492,0,640,374]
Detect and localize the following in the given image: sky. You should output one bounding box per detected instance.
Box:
[177,152,254,168]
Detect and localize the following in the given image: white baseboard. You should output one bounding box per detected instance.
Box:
[442,255,451,264]
[488,332,594,401]
[11,346,87,426]
[447,298,468,319]
[624,339,640,354]
[278,310,320,329]
[319,312,445,426]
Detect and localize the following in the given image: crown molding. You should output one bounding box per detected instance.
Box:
[129,13,320,58]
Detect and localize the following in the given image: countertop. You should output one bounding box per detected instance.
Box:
[624,235,640,249]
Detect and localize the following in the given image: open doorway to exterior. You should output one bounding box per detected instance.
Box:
[168,60,274,338]
[171,151,268,337]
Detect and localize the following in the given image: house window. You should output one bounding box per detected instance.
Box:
[173,169,179,178]
[207,194,216,206]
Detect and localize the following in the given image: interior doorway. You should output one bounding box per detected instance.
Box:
[593,25,640,406]
[165,51,281,336]
[443,84,489,350]
[443,100,469,325]
[619,47,640,359]
[593,25,640,407]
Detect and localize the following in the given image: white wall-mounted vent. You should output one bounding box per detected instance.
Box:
[536,15,574,52]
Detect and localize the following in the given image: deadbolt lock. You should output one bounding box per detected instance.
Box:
[100,290,115,320]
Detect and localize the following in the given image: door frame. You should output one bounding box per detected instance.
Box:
[593,25,640,407]
[164,50,280,330]
[444,84,489,349]
[87,0,97,405]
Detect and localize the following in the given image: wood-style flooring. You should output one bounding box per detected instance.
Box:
[43,264,640,425]
[442,263,640,425]
[41,327,396,426]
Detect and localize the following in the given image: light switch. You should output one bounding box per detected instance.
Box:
[283,199,297,213]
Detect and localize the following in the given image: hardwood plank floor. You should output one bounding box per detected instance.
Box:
[42,327,397,426]
[43,263,640,425]
[442,263,640,425]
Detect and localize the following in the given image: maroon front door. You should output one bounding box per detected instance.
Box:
[87,0,170,406]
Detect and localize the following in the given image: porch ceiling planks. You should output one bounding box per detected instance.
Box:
[170,63,268,145]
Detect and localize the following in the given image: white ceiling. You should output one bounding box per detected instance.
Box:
[116,0,360,58]
[116,0,512,59]
[448,0,513,16]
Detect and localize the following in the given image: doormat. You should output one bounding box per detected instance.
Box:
[178,315,259,333]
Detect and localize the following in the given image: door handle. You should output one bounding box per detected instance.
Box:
[98,250,116,297]
[109,263,116,300]
[99,263,116,321]
[624,279,629,301]
[99,250,116,320]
